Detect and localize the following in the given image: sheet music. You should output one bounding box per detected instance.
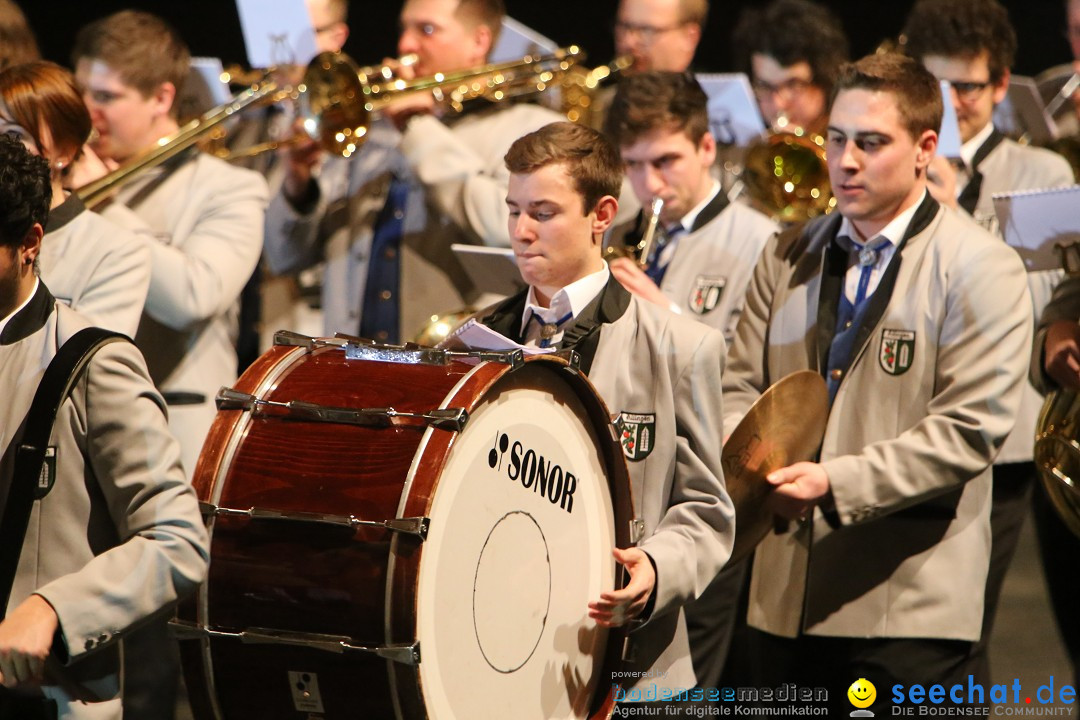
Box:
[993,185,1080,272]
[696,73,767,147]
[235,0,318,69]
[938,80,963,159]
[441,318,555,355]
[490,17,557,62]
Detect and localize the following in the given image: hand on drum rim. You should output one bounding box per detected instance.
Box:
[587,547,655,628]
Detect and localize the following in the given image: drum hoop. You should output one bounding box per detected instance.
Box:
[187,343,320,720]
[385,354,633,720]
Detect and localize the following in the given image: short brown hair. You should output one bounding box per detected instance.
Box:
[456,0,505,49]
[504,122,623,214]
[0,61,92,170]
[679,0,709,26]
[71,10,190,105]
[605,71,709,148]
[0,0,39,71]
[832,53,943,140]
[902,0,1016,83]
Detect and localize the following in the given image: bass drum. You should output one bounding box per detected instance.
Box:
[177,334,634,719]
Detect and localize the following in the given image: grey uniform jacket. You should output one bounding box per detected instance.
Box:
[0,283,208,719]
[965,134,1075,463]
[479,277,734,691]
[102,152,268,476]
[264,103,565,340]
[723,195,1032,641]
[40,195,150,338]
[608,192,776,345]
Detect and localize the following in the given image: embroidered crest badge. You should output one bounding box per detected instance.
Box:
[688,276,726,315]
[879,329,916,376]
[613,412,656,462]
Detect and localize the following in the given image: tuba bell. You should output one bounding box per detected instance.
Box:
[737,124,836,225]
[1034,241,1080,539]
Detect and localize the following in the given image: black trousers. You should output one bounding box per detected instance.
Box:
[747,629,981,717]
[969,461,1035,679]
[0,691,56,719]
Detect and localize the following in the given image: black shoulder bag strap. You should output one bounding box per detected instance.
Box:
[0,328,128,618]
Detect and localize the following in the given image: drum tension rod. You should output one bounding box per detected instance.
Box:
[215,387,468,432]
[169,620,422,665]
[199,503,430,540]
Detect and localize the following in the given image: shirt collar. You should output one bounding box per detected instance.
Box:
[520,264,610,335]
[672,179,721,235]
[0,277,39,339]
[960,122,995,170]
[837,189,927,251]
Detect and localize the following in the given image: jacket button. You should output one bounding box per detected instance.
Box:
[830,369,843,380]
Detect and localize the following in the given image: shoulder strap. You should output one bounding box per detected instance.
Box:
[0,328,129,617]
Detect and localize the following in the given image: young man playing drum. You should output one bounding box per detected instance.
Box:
[474,121,734,699]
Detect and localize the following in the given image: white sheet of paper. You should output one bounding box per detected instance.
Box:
[441,318,555,355]
[491,17,557,63]
[993,185,1080,272]
[235,0,318,69]
[696,73,767,147]
[938,80,963,159]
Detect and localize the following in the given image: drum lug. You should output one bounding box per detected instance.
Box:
[203,504,431,540]
[552,349,581,373]
[273,331,348,349]
[424,408,468,432]
[629,518,646,544]
[167,620,422,665]
[383,516,430,540]
[447,348,525,368]
[213,387,467,432]
[376,642,421,666]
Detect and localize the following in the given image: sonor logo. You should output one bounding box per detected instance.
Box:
[488,432,577,514]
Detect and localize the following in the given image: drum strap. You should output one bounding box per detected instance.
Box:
[0,328,129,618]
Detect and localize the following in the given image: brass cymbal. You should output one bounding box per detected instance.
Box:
[721,370,829,563]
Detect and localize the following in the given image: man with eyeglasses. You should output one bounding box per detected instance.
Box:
[902,0,1075,683]
[732,0,849,135]
[613,0,707,74]
[264,0,563,344]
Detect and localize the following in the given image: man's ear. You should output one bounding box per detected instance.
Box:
[915,129,938,172]
[471,22,493,64]
[591,195,619,239]
[151,81,177,120]
[991,67,1010,106]
[20,223,43,266]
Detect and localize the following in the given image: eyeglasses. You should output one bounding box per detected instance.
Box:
[946,80,993,101]
[752,77,815,100]
[613,20,686,44]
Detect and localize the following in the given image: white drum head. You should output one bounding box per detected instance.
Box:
[415,368,616,719]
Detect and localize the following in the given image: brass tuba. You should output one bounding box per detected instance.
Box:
[1034,390,1080,537]
[1033,242,1080,539]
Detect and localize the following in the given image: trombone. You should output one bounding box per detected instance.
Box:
[76,47,585,207]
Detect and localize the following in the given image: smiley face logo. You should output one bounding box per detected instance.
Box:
[847,678,876,709]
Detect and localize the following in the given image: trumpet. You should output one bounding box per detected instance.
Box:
[604,197,665,267]
[77,48,584,207]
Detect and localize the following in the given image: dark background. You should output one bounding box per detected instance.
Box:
[23,0,1074,79]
